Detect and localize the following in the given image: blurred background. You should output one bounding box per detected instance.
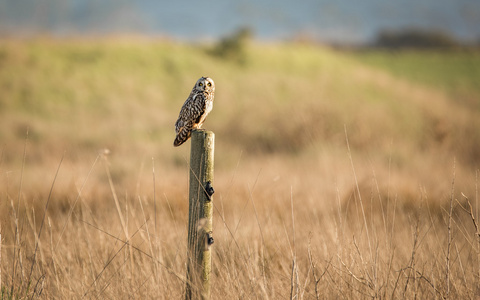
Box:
[1,0,480,46]
[1,1,480,298]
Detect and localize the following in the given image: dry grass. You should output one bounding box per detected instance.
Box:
[1,38,480,299]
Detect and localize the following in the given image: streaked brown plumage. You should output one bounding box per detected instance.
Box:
[173,77,215,147]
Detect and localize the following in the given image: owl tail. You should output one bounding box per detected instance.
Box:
[173,127,191,147]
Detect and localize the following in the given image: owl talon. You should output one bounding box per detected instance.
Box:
[205,181,214,200]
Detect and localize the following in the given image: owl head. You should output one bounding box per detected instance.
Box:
[194,77,215,93]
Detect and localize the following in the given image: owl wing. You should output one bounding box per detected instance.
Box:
[175,93,206,131]
[174,118,194,147]
[173,94,206,147]
[191,93,207,125]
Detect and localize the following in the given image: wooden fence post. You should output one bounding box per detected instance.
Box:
[185,130,215,300]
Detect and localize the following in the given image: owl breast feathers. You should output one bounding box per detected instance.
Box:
[173,77,215,147]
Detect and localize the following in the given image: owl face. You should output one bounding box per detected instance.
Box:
[195,77,215,93]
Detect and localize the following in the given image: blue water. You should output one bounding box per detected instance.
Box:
[0,0,479,43]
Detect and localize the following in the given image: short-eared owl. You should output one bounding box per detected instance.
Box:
[173,77,215,147]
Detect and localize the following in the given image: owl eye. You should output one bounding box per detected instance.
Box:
[199,83,203,87]
[207,82,212,87]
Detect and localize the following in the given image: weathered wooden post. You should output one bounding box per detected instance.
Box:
[185,130,215,300]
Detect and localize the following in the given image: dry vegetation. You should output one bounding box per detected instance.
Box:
[1,38,480,299]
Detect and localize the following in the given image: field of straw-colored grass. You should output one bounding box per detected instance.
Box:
[1,39,480,299]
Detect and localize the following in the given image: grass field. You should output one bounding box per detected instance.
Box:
[1,38,480,299]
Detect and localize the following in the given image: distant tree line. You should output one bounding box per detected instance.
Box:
[209,27,478,52]
[208,27,253,64]
[372,28,477,49]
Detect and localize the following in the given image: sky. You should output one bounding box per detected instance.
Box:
[0,0,479,44]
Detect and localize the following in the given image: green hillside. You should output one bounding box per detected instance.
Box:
[2,41,479,155]
[1,40,478,184]
[351,50,480,109]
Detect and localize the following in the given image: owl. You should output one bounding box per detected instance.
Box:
[173,77,215,147]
